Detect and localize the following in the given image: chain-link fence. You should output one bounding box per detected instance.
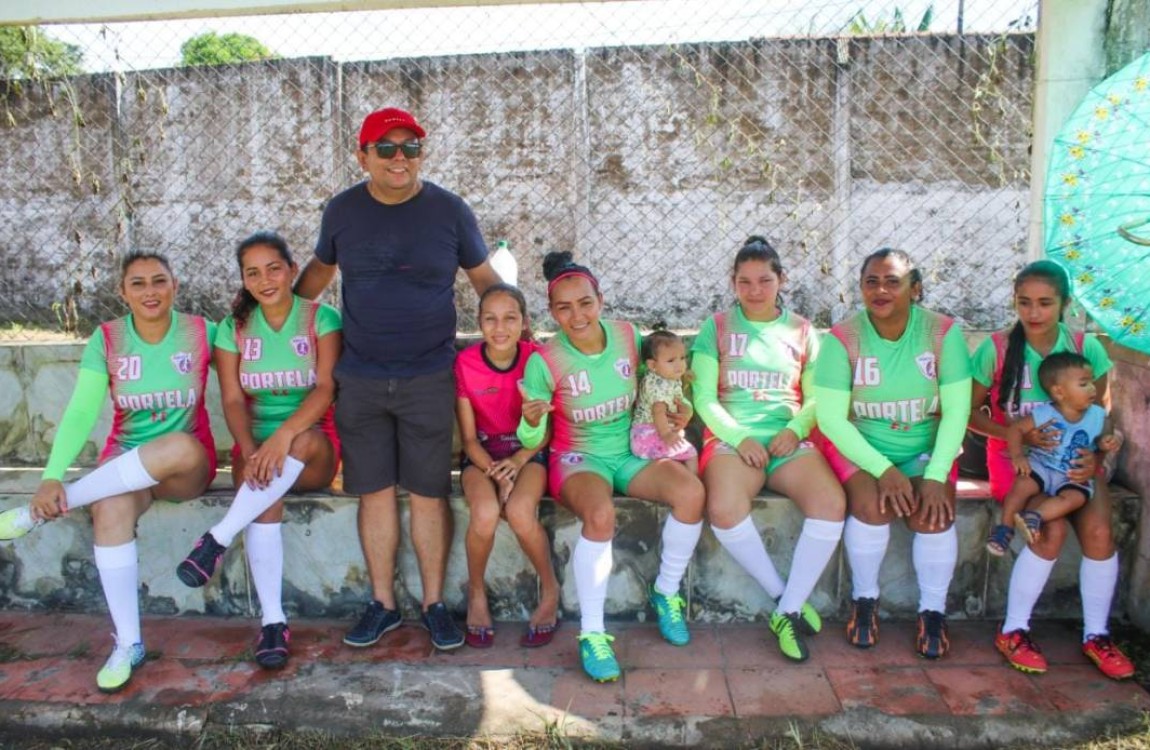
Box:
[0,1,1038,338]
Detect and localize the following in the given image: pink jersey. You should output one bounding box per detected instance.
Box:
[455,340,539,460]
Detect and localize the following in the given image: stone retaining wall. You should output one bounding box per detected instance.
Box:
[0,474,1139,624]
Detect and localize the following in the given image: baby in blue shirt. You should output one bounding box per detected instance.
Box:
[986,351,1120,555]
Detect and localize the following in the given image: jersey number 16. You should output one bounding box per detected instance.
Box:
[853,357,881,386]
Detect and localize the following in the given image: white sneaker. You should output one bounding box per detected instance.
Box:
[96,637,146,693]
[0,505,45,541]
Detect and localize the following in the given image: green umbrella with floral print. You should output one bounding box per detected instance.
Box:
[1045,52,1150,354]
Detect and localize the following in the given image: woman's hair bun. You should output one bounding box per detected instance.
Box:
[542,250,576,281]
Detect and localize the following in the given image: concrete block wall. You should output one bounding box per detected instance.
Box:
[0,36,1035,334]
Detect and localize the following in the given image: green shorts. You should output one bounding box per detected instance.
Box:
[548,450,650,498]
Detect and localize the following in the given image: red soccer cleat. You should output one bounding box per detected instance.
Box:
[1082,634,1135,680]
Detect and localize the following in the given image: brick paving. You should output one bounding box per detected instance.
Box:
[0,611,1147,746]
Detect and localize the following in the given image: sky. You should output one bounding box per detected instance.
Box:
[44,0,1039,73]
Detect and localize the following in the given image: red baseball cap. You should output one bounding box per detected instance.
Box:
[358,107,426,148]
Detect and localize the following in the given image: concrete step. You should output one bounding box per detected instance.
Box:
[0,469,1139,625]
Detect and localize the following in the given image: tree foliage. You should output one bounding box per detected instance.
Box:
[0,26,83,80]
[180,31,276,67]
[845,5,934,34]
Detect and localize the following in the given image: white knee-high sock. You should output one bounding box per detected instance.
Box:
[913,527,957,613]
[1080,553,1119,640]
[94,541,141,645]
[573,536,612,633]
[246,522,286,626]
[843,516,889,599]
[654,516,702,596]
[712,516,785,598]
[1002,547,1056,633]
[211,457,305,546]
[65,448,157,510]
[778,518,844,615]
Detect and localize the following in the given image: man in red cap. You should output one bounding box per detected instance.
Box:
[297,107,499,651]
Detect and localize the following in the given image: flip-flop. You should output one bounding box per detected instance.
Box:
[465,625,495,649]
[520,620,559,648]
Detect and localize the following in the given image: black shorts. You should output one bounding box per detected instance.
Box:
[335,368,455,498]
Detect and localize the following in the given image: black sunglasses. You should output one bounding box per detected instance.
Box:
[369,140,422,159]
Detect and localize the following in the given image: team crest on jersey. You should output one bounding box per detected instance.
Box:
[560,452,585,466]
[171,352,192,374]
[915,351,937,380]
[614,359,633,379]
[291,335,310,357]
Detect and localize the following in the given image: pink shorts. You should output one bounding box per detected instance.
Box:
[813,431,957,485]
[629,423,698,462]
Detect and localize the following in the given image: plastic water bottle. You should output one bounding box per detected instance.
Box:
[490,239,518,286]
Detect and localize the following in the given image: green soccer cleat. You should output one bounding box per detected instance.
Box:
[96,638,146,693]
[648,585,690,646]
[799,601,822,635]
[578,632,620,683]
[769,610,810,662]
[0,505,44,542]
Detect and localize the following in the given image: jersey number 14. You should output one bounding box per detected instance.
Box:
[566,370,593,397]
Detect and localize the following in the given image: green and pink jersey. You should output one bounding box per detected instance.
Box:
[215,296,341,443]
[971,323,1109,499]
[691,306,818,446]
[520,320,640,457]
[80,311,216,462]
[815,305,970,466]
[971,323,1109,428]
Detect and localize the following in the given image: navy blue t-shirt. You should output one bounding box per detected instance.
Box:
[315,180,488,378]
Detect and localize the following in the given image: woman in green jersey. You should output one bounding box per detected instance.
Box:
[692,236,844,663]
[176,231,341,671]
[0,252,216,693]
[814,248,971,660]
[968,260,1133,680]
[517,251,705,683]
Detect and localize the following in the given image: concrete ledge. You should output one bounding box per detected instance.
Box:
[0,469,1139,624]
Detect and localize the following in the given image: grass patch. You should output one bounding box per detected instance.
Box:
[1111,622,1150,694]
[0,729,622,749]
[2,724,1150,750]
